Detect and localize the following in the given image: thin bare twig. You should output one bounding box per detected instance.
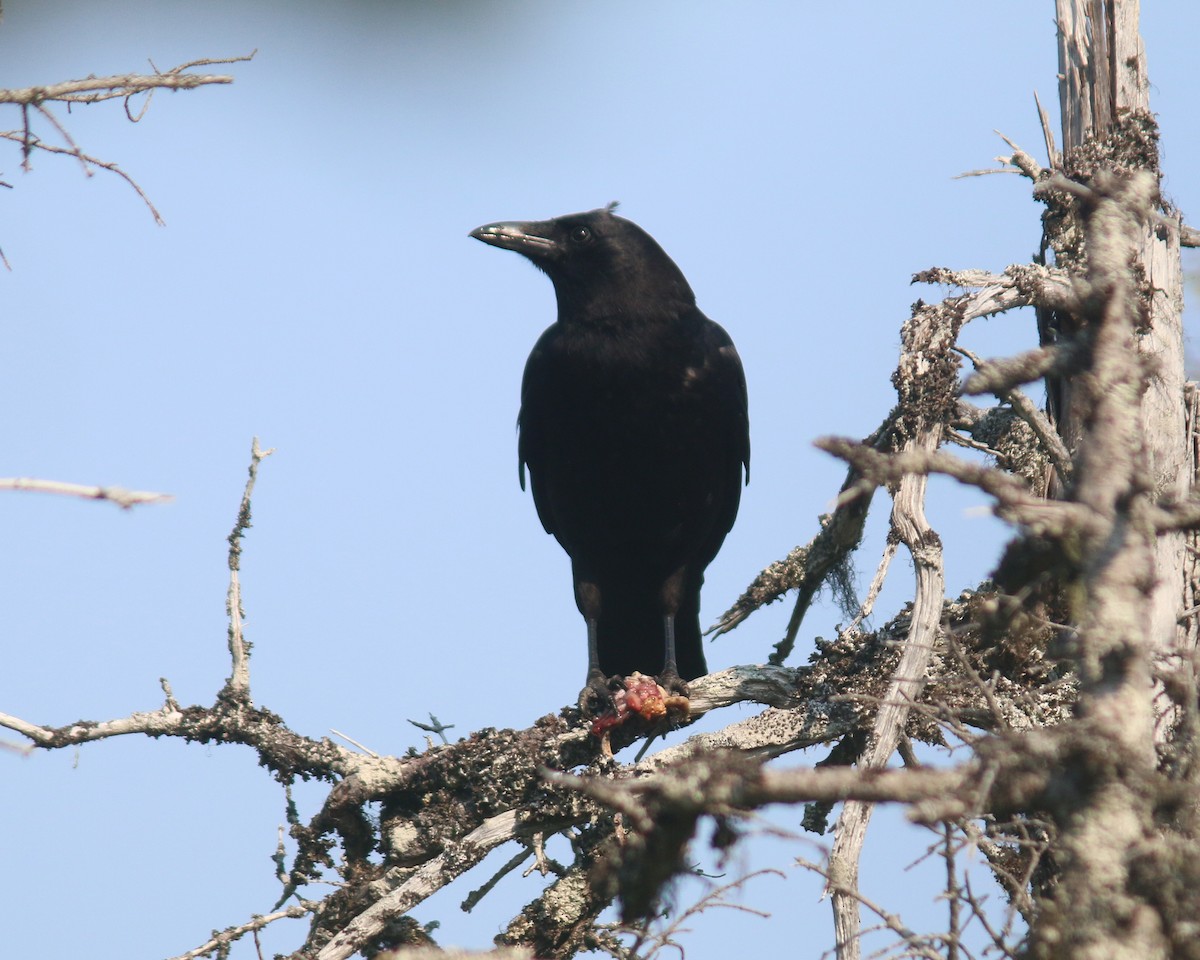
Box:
[329,729,380,757]
[461,847,535,913]
[1034,90,1061,170]
[0,52,254,227]
[0,129,167,222]
[844,539,898,634]
[616,869,784,960]
[0,53,254,106]
[165,901,317,960]
[32,101,90,176]
[796,854,945,960]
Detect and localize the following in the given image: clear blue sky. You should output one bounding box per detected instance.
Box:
[2,3,1197,958]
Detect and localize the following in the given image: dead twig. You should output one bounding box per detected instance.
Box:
[223,437,274,703]
[0,53,254,106]
[0,52,254,228]
[0,476,172,508]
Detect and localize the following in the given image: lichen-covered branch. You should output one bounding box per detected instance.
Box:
[223,437,273,704]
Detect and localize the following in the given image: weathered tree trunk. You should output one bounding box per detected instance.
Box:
[1022,3,1192,958]
[1052,0,1188,658]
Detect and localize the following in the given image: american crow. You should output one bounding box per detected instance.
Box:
[470,205,749,710]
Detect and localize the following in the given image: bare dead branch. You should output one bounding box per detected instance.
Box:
[0,694,354,778]
[955,130,1043,181]
[314,811,524,960]
[0,53,253,106]
[960,340,1086,396]
[707,447,877,642]
[817,437,1097,537]
[799,271,960,960]
[796,853,945,960]
[955,345,1074,483]
[0,476,172,508]
[223,437,273,703]
[0,53,253,231]
[911,264,1079,321]
[166,902,318,960]
[714,261,1074,649]
[614,869,783,960]
[0,130,168,223]
[831,429,947,958]
[1034,89,1061,171]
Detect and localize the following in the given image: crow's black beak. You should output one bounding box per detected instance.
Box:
[470,221,556,256]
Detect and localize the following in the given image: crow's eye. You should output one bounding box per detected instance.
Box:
[569,225,593,244]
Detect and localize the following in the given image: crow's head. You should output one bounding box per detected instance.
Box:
[470,205,696,323]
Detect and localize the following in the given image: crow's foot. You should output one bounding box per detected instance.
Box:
[584,672,694,756]
[655,669,690,700]
[578,671,625,717]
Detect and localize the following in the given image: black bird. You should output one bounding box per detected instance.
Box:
[470,205,749,710]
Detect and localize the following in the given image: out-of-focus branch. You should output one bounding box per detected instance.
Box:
[552,760,977,819]
[955,345,1074,484]
[0,130,167,223]
[912,264,1079,321]
[0,476,172,508]
[0,53,253,231]
[0,54,252,106]
[818,438,1098,538]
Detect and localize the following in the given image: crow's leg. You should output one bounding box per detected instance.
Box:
[657,569,691,697]
[574,576,621,714]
